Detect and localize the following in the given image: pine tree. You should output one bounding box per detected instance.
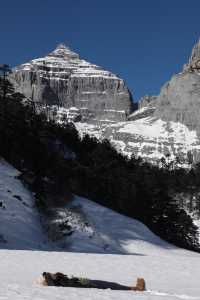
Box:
[0,64,13,99]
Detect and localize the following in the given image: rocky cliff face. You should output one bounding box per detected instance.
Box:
[11,44,133,123]
[154,39,200,132]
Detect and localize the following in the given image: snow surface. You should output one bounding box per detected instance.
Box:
[1,159,200,299]
[0,159,52,250]
[1,248,200,300]
[59,197,177,254]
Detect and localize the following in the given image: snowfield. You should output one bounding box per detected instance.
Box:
[1,249,200,300]
[0,159,200,299]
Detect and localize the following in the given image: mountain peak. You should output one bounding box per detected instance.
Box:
[49,43,79,59]
[56,43,69,50]
[190,38,200,60]
[184,38,200,71]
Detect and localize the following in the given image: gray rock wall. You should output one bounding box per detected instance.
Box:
[154,69,200,132]
[138,95,157,109]
[11,44,134,123]
[154,39,200,134]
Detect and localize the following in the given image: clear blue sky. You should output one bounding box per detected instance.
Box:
[0,0,200,101]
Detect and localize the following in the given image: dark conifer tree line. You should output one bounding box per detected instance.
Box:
[0,76,199,252]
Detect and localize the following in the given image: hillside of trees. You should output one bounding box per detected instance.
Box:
[0,73,199,252]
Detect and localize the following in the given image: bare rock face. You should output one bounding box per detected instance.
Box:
[138,95,157,109]
[154,39,200,133]
[154,72,200,132]
[11,44,133,123]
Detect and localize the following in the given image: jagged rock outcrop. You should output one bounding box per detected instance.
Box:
[11,44,133,123]
[183,39,200,72]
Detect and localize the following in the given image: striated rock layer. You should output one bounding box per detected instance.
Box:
[11,44,133,123]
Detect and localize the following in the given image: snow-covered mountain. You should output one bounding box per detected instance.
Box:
[10,40,200,165]
[76,39,200,165]
[1,159,200,299]
[11,44,133,123]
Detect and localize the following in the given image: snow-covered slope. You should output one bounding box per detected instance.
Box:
[0,159,51,250]
[1,159,200,299]
[75,115,200,165]
[0,158,174,254]
[51,196,177,254]
[103,116,200,163]
[0,158,175,254]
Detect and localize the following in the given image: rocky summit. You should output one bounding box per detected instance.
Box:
[11,44,133,123]
[11,40,200,165]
